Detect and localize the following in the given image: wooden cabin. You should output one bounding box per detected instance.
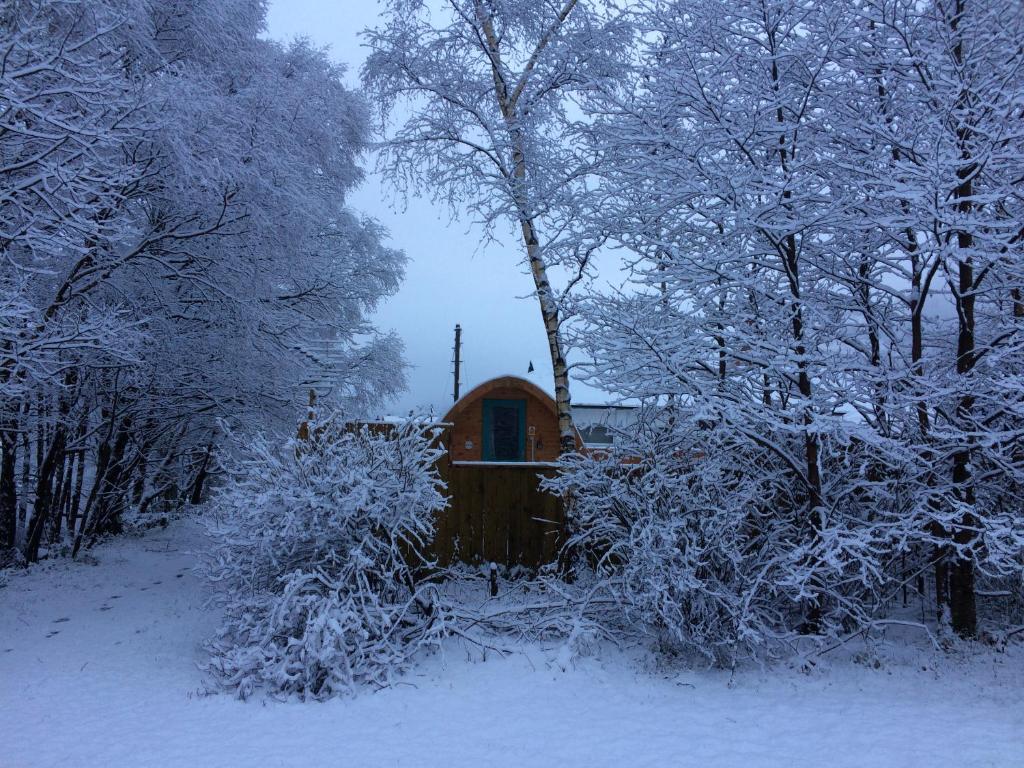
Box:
[425,376,580,568]
[327,378,637,569]
[441,375,581,463]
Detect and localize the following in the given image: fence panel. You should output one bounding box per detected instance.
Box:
[434,462,563,568]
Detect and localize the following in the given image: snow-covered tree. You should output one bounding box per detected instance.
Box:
[0,0,148,551]
[553,0,1023,651]
[362,0,628,451]
[837,0,1024,638]
[1,0,406,561]
[574,0,890,637]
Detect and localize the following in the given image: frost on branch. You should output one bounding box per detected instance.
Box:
[202,419,448,699]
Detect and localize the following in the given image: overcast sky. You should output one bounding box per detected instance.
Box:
[265,1,613,417]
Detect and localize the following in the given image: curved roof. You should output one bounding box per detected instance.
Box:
[442,375,557,424]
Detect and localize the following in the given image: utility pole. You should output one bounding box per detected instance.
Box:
[452,324,462,402]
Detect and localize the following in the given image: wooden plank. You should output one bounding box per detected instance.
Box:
[430,462,564,569]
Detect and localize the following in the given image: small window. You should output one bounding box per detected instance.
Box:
[482,399,526,461]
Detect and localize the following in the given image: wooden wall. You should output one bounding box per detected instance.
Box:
[432,461,564,569]
[445,381,563,463]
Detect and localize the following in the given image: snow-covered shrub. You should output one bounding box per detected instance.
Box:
[547,418,892,665]
[202,417,448,699]
[549,451,746,665]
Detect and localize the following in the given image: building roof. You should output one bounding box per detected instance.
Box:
[442,375,559,424]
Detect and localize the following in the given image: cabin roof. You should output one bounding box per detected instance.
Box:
[442,375,558,424]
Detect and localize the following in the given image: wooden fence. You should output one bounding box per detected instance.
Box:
[432,461,564,569]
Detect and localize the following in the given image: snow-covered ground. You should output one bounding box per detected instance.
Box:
[1,519,1021,768]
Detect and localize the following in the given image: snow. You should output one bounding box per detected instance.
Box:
[365,417,454,427]
[2,520,1022,768]
[571,404,640,431]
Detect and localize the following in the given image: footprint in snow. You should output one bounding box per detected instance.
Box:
[53,617,70,624]
[45,630,60,638]
[109,595,122,600]
[98,605,112,612]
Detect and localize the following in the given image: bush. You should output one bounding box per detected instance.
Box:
[202,417,448,699]
[547,421,891,665]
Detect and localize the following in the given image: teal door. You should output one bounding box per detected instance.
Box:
[482,398,526,461]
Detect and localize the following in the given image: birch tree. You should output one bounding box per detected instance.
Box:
[362,0,627,451]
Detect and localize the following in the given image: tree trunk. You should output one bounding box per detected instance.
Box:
[47,449,70,546]
[949,237,978,638]
[767,37,824,629]
[133,447,148,506]
[911,254,950,625]
[24,426,65,563]
[67,448,86,539]
[0,421,17,550]
[90,417,132,538]
[476,2,577,453]
[520,218,576,453]
[946,0,978,639]
[18,428,29,531]
[188,442,213,505]
[0,341,16,549]
[934,554,950,626]
[784,232,825,630]
[73,424,114,558]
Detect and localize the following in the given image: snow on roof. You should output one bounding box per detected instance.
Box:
[571,404,640,447]
[366,415,452,426]
[571,403,640,429]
